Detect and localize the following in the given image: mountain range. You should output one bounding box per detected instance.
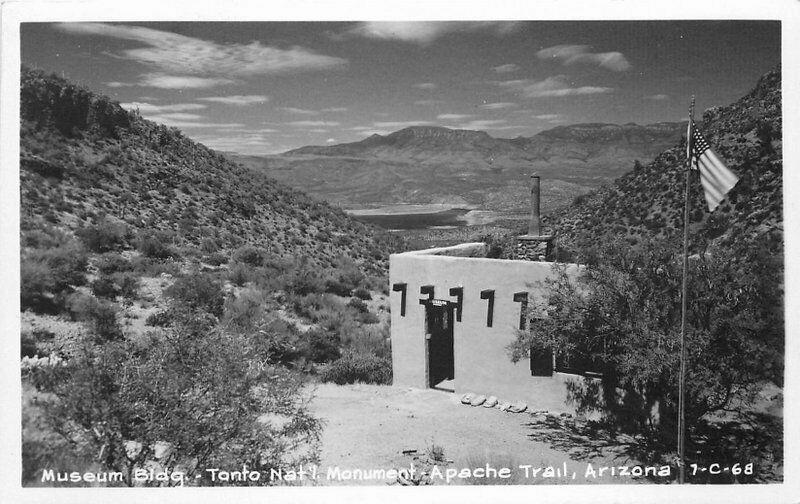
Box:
[232,122,686,214]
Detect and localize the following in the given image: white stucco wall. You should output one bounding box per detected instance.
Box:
[389,248,586,413]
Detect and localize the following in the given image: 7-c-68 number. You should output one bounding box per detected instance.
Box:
[689,463,754,476]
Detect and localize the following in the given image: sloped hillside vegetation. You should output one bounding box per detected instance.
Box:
[20,68,402,276]
[550,69,782,257]
[19,68,399,486]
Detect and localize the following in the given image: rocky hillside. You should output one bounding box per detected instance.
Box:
[234,123,684,213]
[19,68,400,274]
[548,69,782,255]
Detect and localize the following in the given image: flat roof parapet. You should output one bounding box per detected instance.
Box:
[401,242,488,258]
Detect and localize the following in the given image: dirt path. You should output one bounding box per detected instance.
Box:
[308,383,642,486]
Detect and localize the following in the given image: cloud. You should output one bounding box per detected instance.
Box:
[454,119,510,130]
[148,112,204,121]
[279,107,320,115]
[536,44,631,72]
[413,82,437,90]
[56,23,348,79]
[493,63,520,73]
[288,120,341,127]
[104,81,131,88]
[646,94,670,101]
[480,102,517,110]
[321,107,348,113]
[326,138,336,143]
[199,95,269,106]
[498,75,614,98]
[534,114,562,120]
[437,113,472,121]
[342,21,522,45]
[227,127,279,133]
[146,116,244,129]
[191,133,279,155]
[413,99,442,106]
[120,102,207,113]
[138,74,235,89]
[373,120,434,128]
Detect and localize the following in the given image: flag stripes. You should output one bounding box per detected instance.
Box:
[689,120,739,212]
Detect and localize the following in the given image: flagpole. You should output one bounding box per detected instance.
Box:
[677,95,695,484]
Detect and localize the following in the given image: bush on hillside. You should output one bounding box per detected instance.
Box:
[67,293,123,342]
[320,350,392,385]
[281,262,324,296]
[21,242,88,313]
[95,252,132,275]
[75,218,129,252]
[165,271,224,317]
[232,245,266,267]
[298,328,341,364]
[352,287,372,301]
[25,317,322,486]
[145,309,173,327]
[136,230,178,259]
[90,276,120,299]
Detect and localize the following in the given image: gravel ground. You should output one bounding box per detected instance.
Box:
[308,382,641,486]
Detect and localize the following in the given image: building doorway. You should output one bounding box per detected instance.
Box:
[425,299,455,390]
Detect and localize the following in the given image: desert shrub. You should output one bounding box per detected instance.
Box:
[356,311,380,325]
[323,277,353,297]
[21,243,88,313]
[427,443,446,463]
[32,328,56,341]
[320,350,392,385]
[21,225,72,249]
[165,272,224,317]
[91,276,120,299]
[282,262,324,296]
[25,318,322,486]
[323,258,366,297]
[227,262,253,287]
[110,272,140,300]
[136,230,177,259]
[346,297,368,313]
[39,244,88,292]
[199,237,219,253]
[203,251,229,267]
[21,331,39,358]
[352,287,372,301]
[95,252,132,275]
[145,309,173,327]
[76,218,128,252]
[232,245,265,267]
[298,328,341,364]
[340,324,391,359]
[67,293,123,342]
[130,256,181,277]
[20,258,57,313]
[223,287,268,330]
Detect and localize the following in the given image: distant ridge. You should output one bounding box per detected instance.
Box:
[235,122,685,213]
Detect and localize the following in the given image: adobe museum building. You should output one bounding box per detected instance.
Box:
[389,175,593,414]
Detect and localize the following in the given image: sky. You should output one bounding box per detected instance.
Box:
[21,21,780,155]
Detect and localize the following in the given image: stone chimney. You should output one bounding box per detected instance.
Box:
[528,174,541,236]
[516,173,554,261]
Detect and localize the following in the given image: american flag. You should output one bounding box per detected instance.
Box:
[687,120,739,212]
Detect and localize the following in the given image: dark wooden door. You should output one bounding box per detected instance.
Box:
[426,301,455,387]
